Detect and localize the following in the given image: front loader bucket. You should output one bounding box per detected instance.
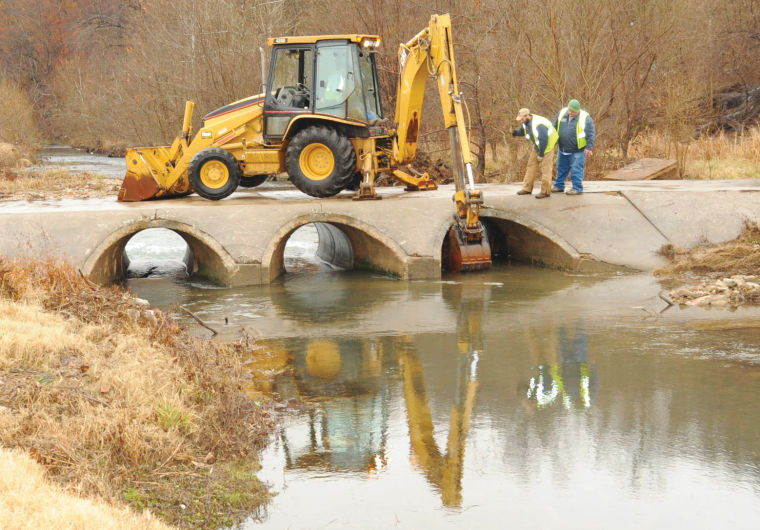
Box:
[118,147,191,202]
[118,170,161,202]
[446,224,492,272]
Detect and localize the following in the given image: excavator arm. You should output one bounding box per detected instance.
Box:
[393,14,490,272]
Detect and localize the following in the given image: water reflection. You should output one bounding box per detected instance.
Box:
[247,272,760,529]
[125,265,760,529]
[271,337,392,474]
[397,335,478,508]
[525,323,594,410]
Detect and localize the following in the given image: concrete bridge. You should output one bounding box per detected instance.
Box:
[1,179,758,286]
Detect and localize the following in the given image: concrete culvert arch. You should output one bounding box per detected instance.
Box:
[439,214,582,272]
[265,215,408,281]
[124,228,190,278]
[478,214,581,269]
[82,220,237,285]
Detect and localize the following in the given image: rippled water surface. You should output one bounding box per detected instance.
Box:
[127,242,760,530]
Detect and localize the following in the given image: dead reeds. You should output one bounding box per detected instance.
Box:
[656,221,760,279]
[0,168,120,201]
[629,127,760,180]
[0,256,275,528]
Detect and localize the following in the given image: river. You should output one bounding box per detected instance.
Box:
[43,148,760,529]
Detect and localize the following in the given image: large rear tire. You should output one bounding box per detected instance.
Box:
[285,126,356,197]
[189,147,241,200]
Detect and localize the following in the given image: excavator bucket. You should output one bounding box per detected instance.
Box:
[446,224,492,273]
[118,166,160,202]
[118,147,191,202]
[118,101,195,202]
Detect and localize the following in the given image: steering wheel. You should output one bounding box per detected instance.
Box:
[275,86,296,106]
[292,83,311,107]
[276,84,310,108]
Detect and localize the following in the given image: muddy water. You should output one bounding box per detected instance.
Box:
[128,260,760,529]
[32,145,127,178]
[41,149,760,528]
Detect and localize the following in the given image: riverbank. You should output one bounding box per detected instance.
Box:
[0,257,279,528]
[656,222,760,307]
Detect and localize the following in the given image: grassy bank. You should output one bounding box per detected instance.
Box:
[0,257,276,528]
[0,448,170,529]
[656,222,760,308]
[0,168,120,201]
[628,128,760,180]
[657,222,760,279]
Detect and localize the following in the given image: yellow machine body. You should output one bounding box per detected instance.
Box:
[118,17,490,271]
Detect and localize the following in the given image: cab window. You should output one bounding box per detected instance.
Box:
[268,47,312,110]
[315,44,355,117]
[358,50,382,120]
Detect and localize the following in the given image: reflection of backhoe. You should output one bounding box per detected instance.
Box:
[396,334,479,508]
[118,14,490,272]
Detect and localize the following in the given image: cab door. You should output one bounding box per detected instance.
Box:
[264,45,314,139]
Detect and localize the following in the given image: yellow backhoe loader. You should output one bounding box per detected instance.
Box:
[118,14,490,271]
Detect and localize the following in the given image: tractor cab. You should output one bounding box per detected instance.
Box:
[264,35,383,139]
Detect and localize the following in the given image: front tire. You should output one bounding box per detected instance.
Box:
[188,147,241,200]
[285,126,356,197]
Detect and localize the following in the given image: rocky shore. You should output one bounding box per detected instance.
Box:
[667,275,760,307]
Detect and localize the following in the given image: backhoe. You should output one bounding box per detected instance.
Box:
[118,14,490,272]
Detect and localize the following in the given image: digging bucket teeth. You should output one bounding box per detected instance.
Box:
[446,223,492,272]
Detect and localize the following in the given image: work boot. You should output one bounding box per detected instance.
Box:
[535,192,550,199]
[551,186,563,192]
[516,189,531,195]
[565,189,582,195]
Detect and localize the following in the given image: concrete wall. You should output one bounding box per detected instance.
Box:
[0,180,757,286]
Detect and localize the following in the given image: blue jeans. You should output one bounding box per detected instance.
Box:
[554,151,586,192]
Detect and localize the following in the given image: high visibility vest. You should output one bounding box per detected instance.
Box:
[522,114,558,156]
[557,107,589,149]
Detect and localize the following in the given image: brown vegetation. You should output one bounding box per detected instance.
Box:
[0,257,277,527]
[0,449,169,530]
[657,222,760,278]
[1,1,759,178]
[0,80,39,146]
[0,169,120,201]
[656,222,760,307]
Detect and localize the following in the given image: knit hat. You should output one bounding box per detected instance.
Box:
[568,99,581,112]
[515,108,530,121]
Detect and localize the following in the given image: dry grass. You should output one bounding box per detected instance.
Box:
[656,221,760,278]
[0,168,120,201]
[0,80,39,146]
[0,257,276,528]
[630,127,760,179]
[0,142,34,172]
[0,449,169,530]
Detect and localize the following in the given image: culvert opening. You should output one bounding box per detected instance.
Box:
[124,228,191,279]
[441,217,578,272]
[282,222,354,274]
[481,217,577,269]
[270,219,405,282]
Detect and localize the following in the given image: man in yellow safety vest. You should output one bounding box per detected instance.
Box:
[512,108,559,199]
[551,99,596,195]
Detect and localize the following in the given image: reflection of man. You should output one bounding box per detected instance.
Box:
[525,323,593,409]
